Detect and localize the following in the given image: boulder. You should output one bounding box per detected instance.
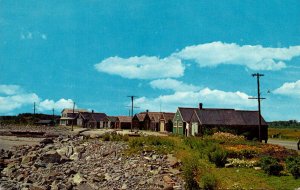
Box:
[40,151,61,163]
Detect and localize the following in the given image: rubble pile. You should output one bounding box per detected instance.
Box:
[0,136,184,190]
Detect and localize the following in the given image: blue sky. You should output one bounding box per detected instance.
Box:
[1,0,300,121]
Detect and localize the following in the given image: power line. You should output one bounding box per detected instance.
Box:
[249,73,266,142]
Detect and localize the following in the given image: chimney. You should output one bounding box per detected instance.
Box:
[199,103,203,110]
[92,110,94,113]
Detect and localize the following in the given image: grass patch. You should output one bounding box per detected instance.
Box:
[269,128,300,140]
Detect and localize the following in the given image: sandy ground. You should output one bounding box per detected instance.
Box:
[0,136,44,151]
[268,138,299,151]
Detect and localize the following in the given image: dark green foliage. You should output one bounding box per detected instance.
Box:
[268,120,300,128]
[208,147,228,168]
[128,136,175,153]
[0,113,60,125]
[102,133,129,142]
[182,157,200,190]
[285,156,300,179]
[260,156,284,176]
[201,174,217,190]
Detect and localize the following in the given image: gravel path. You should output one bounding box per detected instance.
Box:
[268,138,299,151]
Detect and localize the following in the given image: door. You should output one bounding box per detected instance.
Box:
[192,122,198,136]
[160,121,165,132]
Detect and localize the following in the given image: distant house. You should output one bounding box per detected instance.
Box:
[103,116,119,128]
[173,103,268,142]
[159,112,175,132]
[116,116,132,129]
[189,108,268,141]
[77,111,107,128]
[173,107,198,136]
[59,109,88,126]
[133,111,174,132]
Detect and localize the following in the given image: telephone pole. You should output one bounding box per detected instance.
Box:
[52,108,55,126]
[249,73,265,142]
[71,101,75,131]
[127,96,137,132]
[33,102,36,115]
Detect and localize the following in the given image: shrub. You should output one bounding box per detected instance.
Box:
[208,147,228,168]
[211,132,245,142]
[103,133,110,141]
[182,156,200,190]
[201,173,217,190]
[260,156,283,176]
[285,156,300,179]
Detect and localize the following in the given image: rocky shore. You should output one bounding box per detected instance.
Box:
[0,135,185,190]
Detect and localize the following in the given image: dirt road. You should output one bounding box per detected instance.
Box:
[268,138,299,151]
[0,136,44,151]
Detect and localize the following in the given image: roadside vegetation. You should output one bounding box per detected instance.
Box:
[269,128,300,140]
[102,132,299,189]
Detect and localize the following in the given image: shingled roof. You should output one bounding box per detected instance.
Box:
[178,107,198,122]
[194,109,268,126]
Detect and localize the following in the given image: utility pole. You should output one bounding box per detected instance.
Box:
[33,102,36,115]
[249,73,265,142]
[127,96,137,132]
[52,108,55,126]
[71,101,75,131]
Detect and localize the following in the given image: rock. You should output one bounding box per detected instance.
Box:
[77,183,94,190]
[104,173,112,181]
[40,151,61,163]
[121,183,127,190]
[166,154,179,168]
[254,167,261,170]
[164,185,174,190]
[40,138,54,145]
[69,152,79,161]
[163,175,174,185]
[73,173,84,185]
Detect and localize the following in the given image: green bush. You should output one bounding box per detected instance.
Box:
[182,156,200,190]
[285,156,300,179]
[260,156,283,176]
[201,173,217,190]
[103,133,110,141]
[208,147,228,168]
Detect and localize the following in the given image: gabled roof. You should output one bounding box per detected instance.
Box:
[78,112,107,122]
[107,116,119,122]
[118,116,132,123]
[194,109,268,126]
[178,107,198,122]
[135,113,147,121]
[161,112,175,121]
[61,108,88,114]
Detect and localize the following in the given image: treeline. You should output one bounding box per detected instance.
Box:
[0,113,60,125]
[268,120,300,128]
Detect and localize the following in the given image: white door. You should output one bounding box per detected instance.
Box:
[191,122,198,136]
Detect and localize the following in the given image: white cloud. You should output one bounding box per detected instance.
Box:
[20,31,47,40]
[95,56,185,79]
[0,93,39,113]
[0,84,75,113]
[273,80,300,97]
[0,85,21,95]
[174,41,300,70]
[38,98,74,111]
[150,78,201,92]
[135,87,255,112]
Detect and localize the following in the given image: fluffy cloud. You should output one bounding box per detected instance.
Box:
[0,85,21,95]
[0,93,40,113]
[273,80,300,97]
[38,99,74,111]
[150,78,201,92]
[0,84,74,114]
[174,41,300,70]
[95,56,184,79]
[96,42,300,80]
[135,88,255,112]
